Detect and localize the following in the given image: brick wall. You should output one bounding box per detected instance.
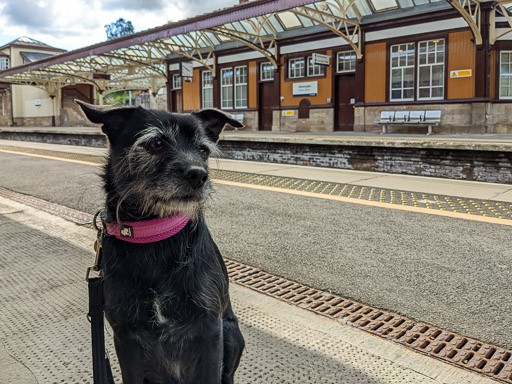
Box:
[218,140,512,184]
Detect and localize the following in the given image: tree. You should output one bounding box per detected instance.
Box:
[105,18,135,40]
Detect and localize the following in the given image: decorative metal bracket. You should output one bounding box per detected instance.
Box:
[490,2,512,45]
[208,14,278,68]
[447,0,482,46]
[291,0,362,59]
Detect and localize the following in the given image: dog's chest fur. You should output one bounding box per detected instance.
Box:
[102,221,228,332]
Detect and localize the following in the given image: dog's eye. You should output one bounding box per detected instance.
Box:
[149,139,163,149]
[198,146,210,157]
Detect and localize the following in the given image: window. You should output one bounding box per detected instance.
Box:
[307,56,325,77]
[500,51,512,99]
[234,66,248,108]
[260,62,274,81]
[220,66,248,109]
[337,51,356,73]
[417,39,445,100]
[390,43,415,101]
[0,57,9,70]
[221,68,233,109]
[202,71,213,109]
[289,58,305,78]
[172,74,181,90]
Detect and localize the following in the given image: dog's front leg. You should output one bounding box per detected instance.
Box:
[221,304,245,384]
[114,332,145,384]
[192,323,224,384]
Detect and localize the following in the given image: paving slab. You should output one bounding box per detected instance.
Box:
[0,196,495,384]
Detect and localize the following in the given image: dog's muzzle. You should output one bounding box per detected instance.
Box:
[184,166,208,189]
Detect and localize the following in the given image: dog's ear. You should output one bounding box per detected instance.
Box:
[192,109,243,143]
[75,99,139,142]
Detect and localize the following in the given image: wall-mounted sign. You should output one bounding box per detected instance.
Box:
[312,53,330,66]
[450,69,472,78]
[293,81,318,97]
[180,61,194,78]
[282,110,295,117]
[92,73,111,80]
[34,99,41,107]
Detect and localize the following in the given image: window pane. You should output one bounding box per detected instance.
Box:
[432,87,443,98]
[391,69,402,89]
[419,66,430,87]
[432,65,443,86]
[391,90,401,99]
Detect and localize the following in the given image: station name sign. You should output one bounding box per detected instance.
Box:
[92,73,111,80]
[293,81,318,97]
[180,61,194,78]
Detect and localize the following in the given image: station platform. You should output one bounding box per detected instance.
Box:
[2,125,512,185]
[1,138,512,203]
[0,187,494,384]
[2,125,512,151]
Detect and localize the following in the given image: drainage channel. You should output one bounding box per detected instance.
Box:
[0,186,511,383]
[1,144,512,221]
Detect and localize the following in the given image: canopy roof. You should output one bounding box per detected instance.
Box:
[0,0,496,96]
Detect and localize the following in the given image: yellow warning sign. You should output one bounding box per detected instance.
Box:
[450,69,472,78]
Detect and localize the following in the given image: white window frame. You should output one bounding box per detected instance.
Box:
[390,42,415,101]
[221,67,234,109]
[260,62,274,81]
[234,66,248,109]
[337,51,356,73]
[172,74,182,90]
[202,71,213,109]
[0,57,9,70]
[500,51,512,100]
[417,39,445,101]
[288,58,305,79]
[307,56,325,77]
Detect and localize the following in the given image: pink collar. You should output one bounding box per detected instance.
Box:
[105,215,190,244]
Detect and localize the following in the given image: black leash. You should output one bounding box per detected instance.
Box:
[86,210,115,384]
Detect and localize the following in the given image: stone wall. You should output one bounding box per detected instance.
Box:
[60,96,97,127]
[218,140,512,184]
[13,116,54,126]
[0,90,12,126]
[272,108,334,133]
[223,111,257,131]
[355,103,512,134]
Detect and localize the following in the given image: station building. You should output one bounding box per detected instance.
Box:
[0,37,65,126]
[1,0,512,134]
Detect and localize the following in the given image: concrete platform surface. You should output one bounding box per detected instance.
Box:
[2,126,512,151]
[0,196,495,384]
[2,139,512,202]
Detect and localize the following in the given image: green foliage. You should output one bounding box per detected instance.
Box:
[104,91,132,105]
[105,18,135,40]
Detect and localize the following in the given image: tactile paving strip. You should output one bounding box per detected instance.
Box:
[210,169,512,220]
[2,144,512,220]
[1,186,511,383]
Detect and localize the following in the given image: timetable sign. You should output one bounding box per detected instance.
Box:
[312,53,330,66]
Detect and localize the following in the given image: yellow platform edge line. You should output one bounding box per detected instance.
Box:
[3,147,510,226]
[213,179,512,227]
[0,149,102,167]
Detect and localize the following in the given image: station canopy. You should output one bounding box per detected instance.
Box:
[0,0,504,97]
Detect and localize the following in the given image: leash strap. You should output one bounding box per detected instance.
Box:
[87,210,115,384]
[88,277,115,384]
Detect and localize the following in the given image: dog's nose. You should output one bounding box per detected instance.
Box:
[184,166,208,189]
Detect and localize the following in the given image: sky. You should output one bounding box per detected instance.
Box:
[0,0,237,51]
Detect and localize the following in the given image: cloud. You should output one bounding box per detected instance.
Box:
[0,0,55,31]
[0,0,238,50]
[100,0,167,11]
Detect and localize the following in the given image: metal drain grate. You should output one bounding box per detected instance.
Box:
[0,187,93,226]
[0,186,511,383]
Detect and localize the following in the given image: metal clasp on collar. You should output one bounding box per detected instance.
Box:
[86,210,105,281]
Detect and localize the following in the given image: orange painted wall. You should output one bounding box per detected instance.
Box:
[183,68,201,111]
[248,61,257,108]
[280,50,332,107]
[447,31,475,99]
[365,43,387,103]
[490,50,496,99]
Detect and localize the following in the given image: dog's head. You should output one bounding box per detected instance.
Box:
[76,100,243,220]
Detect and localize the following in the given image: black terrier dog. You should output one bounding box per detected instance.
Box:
[77,100,245,384]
